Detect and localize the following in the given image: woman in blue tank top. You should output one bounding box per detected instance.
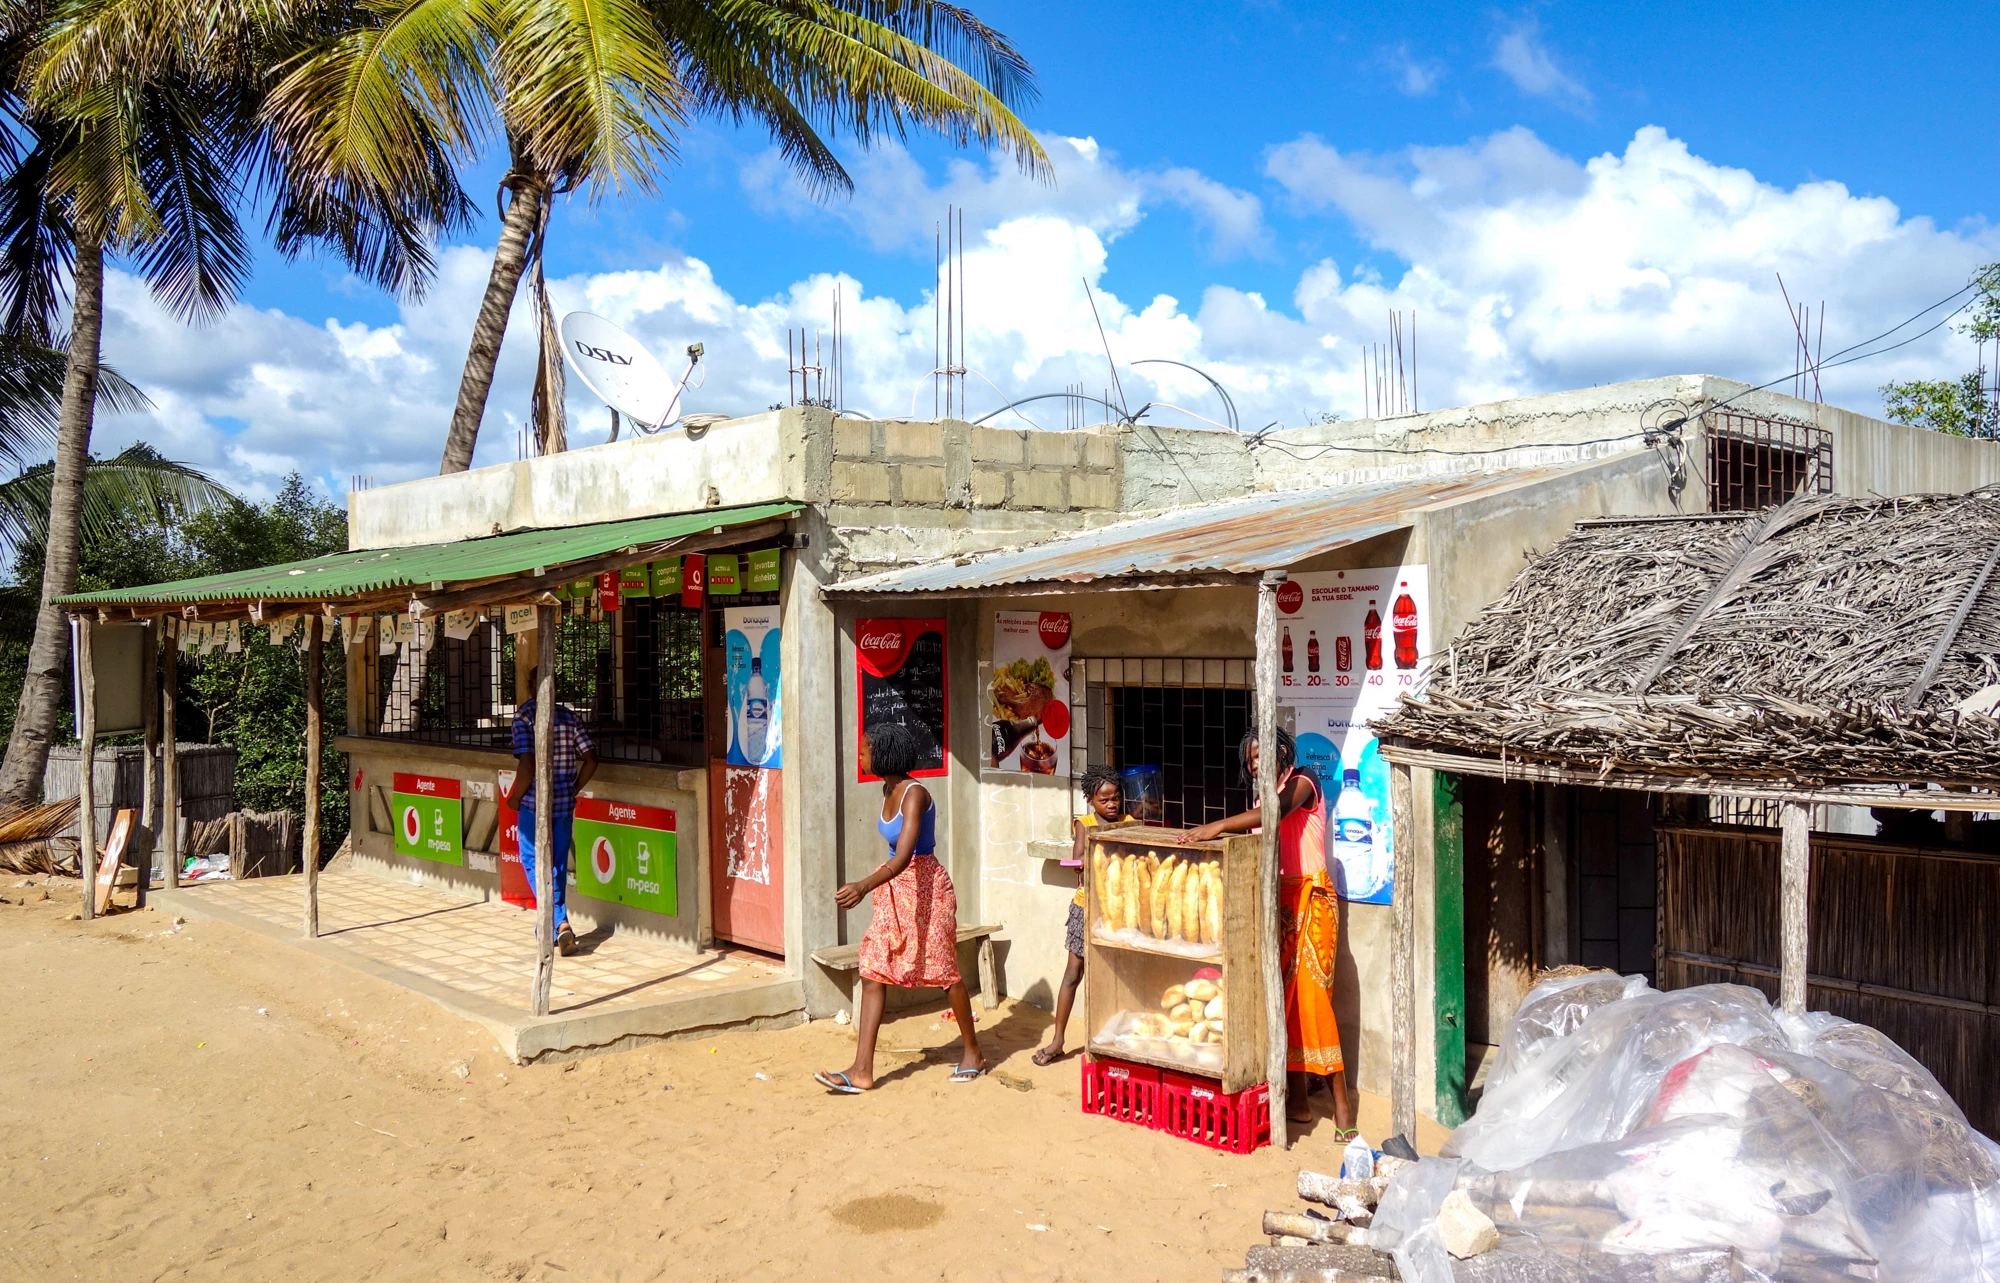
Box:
[814,721,985,1092]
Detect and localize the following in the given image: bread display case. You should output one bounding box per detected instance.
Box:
[1082,824,1269,1093]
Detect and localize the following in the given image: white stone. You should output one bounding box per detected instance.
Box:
[1436,1190,1499,1259]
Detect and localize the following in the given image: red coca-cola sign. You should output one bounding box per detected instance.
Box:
[1276,581,1304,614]
[1038,612,1071,649]
[856,618,915,677]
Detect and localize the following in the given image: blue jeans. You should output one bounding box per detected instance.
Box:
[518,810,574,929]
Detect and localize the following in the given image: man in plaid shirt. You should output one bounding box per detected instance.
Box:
[504,666,598,955]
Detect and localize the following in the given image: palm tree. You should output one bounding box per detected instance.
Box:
[0,441,233,553]
[265,0,1047,474]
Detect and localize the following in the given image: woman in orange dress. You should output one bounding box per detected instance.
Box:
[814,721,985,1093]
[1184,728,1355,1136]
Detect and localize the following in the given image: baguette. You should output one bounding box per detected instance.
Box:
[1133,857,1155,936]
[1164,862,1186,940]
[1104,856,1124,932]
[1182,861,1205,943]
[1204,865,1223,944]
[1151,856,1179,937]
[1091,848,1108,920]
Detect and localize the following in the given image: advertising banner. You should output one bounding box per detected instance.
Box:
[856,618,948,780]
[707,553,741,597]
[392,772,463,865]
[680,554,706,609]
[494,769,530,907]
[571,797,677,916]
[724,606,782,768]
[1275,565,1431,905]
[988,611,1072,775]
[745,547,782,593]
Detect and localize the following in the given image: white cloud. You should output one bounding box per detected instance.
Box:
[1381,43,1443,97]
[86,125,2000,503]
[1492,21,1591,108]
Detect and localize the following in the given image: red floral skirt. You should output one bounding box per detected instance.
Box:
[858,854,962,989]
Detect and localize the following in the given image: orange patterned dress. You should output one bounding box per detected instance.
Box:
[857,793,962,989]
[1277,768,1343,1076]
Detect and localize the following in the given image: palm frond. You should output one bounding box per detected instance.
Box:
[128,79,251,322]
[0,332,150,463]
[0,441,233,552]
[0,126,73,339]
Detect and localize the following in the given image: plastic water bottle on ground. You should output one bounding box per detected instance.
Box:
[1340,1133,1375,1181]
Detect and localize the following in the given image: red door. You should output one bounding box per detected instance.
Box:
[709,764,784,953]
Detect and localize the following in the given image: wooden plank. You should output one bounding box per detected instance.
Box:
[1381,743,2000,811]
[92,809,132,915]
[809,923,1003,970]
[1254,571,1288,1147]
[137,621,156,909]
[1780,800,1811,1015]
[977,936,998,1011]
[76,616,97,921]
[1431,771,1468,1128]
[302,614,322,939]
[1221,832,1269,1095]
[530,604,557,1018]
[1664,949,2000,1018]
[1390,760,1417,1144]
[160,623,179,890]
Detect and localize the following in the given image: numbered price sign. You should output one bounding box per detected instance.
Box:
[571,797,677,916]
[392,772,463,865]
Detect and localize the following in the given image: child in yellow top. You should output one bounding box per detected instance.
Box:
[1034,765,1126,1066]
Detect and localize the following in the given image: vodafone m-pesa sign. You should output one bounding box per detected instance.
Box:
[392,772,463,865]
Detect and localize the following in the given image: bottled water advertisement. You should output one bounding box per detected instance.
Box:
[1274,565,1430,905]
[724,607,782,768]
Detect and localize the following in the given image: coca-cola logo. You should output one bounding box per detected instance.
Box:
[1276,581,1304,614]
[1038,612,1071,649]
[856,619,911,677]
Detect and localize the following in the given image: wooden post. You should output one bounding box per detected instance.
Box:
[137,618,158,909]
[75,615,98,919]
[1390,760,1417,1143]
[1779,800,1811,1015]
[1254,571,1289,1149]
[161,621,179,890]
[530,604,557,1017]
[302,614,323,939]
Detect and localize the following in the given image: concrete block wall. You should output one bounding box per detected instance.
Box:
[829,417,1121,515]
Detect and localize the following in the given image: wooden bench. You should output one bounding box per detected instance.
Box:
[811,923,1003,1008]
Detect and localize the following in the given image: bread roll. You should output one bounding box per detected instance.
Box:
[1151,856,1178,937]
[1185,978,1219,1003]
[1170,1020,1194,1040]
[1169,1001,1192,1022]
[1161,983,1186,1008]
[1205,993,1226,1020]
[1187,998,1206,1021]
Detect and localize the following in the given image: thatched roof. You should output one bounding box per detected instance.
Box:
[1377,490,2000,788]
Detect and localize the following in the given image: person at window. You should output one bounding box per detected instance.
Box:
[815,721,985,1092]
[504,665,598,957]
[1034,764,1129,1066]
[1181,728,1356,1137]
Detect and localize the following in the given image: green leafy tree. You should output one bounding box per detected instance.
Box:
[1881,263,2000,439]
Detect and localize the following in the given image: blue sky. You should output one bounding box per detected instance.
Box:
[95,1,2000,494]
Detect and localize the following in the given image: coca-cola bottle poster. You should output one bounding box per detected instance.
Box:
[1273,565,1431,906]
[856,618,950,780]
[988,611,1072,776]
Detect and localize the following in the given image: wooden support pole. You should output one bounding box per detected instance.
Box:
[1779,800,1811,1015]
[302,614,323,939]
[75,616,98,919]
[161,621,179,890]
[1390,760,1417,1143]
[530,604,557,1017]
[137,619,158,909]
[1254,570,1289,1149]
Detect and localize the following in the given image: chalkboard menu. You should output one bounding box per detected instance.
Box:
[856,617,949,780]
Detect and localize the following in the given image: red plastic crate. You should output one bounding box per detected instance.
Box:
[1081,1055,1161,1126]
[1159,1068,1271,1154]
[1081,1057,1271,1154]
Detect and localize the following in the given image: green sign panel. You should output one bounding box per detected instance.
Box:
[392,772,463,865]
[618,564,651,598]
[649,559,682,596]
[745,547,781,593]
[707,553,741,597]
[571,796,678,915]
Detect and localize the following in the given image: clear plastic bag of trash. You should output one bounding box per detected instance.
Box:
[1370,975,2000,1283]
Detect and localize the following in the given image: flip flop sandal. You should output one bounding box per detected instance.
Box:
[556,924,578,956]
[949,1066,988,1083]
[1031,1047,1067,1067]
[815,1070,865,1094]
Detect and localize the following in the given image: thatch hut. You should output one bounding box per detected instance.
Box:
[1376,489,2000,1137]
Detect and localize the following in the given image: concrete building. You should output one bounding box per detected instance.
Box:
[117,373,2000,1098]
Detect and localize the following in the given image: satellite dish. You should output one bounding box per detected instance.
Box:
[559,312,701,433]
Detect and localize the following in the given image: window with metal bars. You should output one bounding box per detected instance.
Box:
[372,599,707,766]
[1068,657,1253,830]
[1706,411,1832,511]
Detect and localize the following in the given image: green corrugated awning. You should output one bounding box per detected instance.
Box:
[57,502,801,613]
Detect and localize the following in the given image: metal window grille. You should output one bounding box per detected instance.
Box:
[1069,657,1254,830]
[1706,411,1832,511]
[373,599,706,766]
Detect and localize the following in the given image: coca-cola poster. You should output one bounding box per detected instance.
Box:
[988,611,1072,776]
[856,618,949,780]
[1275,565,1431,906]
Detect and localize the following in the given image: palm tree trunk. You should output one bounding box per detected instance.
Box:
[438,177,546,474]
[0,237,105,808]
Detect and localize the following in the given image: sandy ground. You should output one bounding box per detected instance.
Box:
[0,876,1445,1283]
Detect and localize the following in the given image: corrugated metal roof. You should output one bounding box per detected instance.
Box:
[59,502,800,609]
[827,471,1563,595]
